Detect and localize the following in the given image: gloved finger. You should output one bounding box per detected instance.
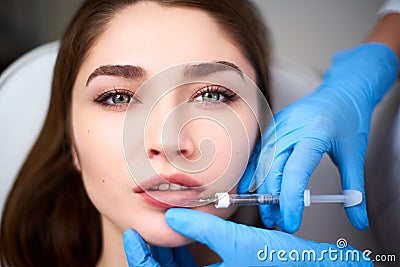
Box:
[257,150,290,228]
[345,199,369,230]
[165,209,288,264]
[260,116,277,145]
[165,208,255,260]
[150,246,181,267]
[280,139,326,233]
[123,229,161,267]
[238,139,261,193]
[205,263,222,267]
[259,200,282,230]
[239,114,280,193]
[172,246,198,267]
[336,141,369,230]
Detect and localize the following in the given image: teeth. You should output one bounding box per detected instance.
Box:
[158,183,170,191]
[148,183,190,191]
[170,184,189,191]
[150,185,159,190]
[169,183,183,191]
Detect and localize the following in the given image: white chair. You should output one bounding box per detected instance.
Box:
[0,41,59,216]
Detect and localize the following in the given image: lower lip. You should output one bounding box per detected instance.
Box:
[137,190,202,208]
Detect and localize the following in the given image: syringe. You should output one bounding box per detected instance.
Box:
[197,190,362,208]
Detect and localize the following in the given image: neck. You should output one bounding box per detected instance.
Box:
[96,216,128,267]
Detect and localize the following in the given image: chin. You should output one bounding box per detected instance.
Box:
[129,207,192,247]
[132,205,236,247]
[147,229,193,247]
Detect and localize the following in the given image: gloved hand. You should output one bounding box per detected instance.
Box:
[123,229,197,267]
[165,208,373,267]
[239,43,399,233]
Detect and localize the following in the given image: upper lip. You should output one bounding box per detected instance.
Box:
[133,173,204,193]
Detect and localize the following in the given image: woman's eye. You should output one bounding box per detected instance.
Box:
[195,91,225,102]
[191,85,238,104]
[109,94,131,104]
[93,89,135,109]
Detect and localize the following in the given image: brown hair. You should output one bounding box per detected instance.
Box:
[0,0,270,266]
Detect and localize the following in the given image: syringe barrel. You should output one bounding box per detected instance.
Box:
[229,194,279,206]
[215,193,279,208]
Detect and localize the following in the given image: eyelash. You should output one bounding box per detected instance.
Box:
[190,85,239,105]
[93,89,135,109]
[93,85,239,110]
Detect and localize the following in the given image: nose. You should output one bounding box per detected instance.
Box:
[147,134,195,160]
[145,97,196,163]
[147,130,196,160]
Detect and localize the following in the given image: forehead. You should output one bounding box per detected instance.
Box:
[78,2,255,80]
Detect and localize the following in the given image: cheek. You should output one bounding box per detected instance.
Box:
[192,120,232,181]
[196,104,258,191]
[72,111,127,184]
[71,104,134,220]
[70,105,194,246]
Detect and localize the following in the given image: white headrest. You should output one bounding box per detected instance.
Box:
[0,41,59,216]
[269,57,321,112]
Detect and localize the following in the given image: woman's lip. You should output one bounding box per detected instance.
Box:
[133,173,204,208]
[133,173,204,193]
[138,190,202,208]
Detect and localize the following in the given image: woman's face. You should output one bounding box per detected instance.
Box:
[71,2,259,247]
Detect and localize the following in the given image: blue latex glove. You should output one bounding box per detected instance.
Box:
[165,208,373,267]
[239,43,399,233]
[123,229,197,267]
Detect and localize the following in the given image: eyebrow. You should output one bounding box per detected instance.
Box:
[182,61,243,79]
[86,65,146,86]
[86,61,243,86]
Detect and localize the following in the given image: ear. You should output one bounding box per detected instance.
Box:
[71,145,82,172]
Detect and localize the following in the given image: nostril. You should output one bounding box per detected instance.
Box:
[148,148,160,158]
[177,135,195,158]
[179,148,189,159]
